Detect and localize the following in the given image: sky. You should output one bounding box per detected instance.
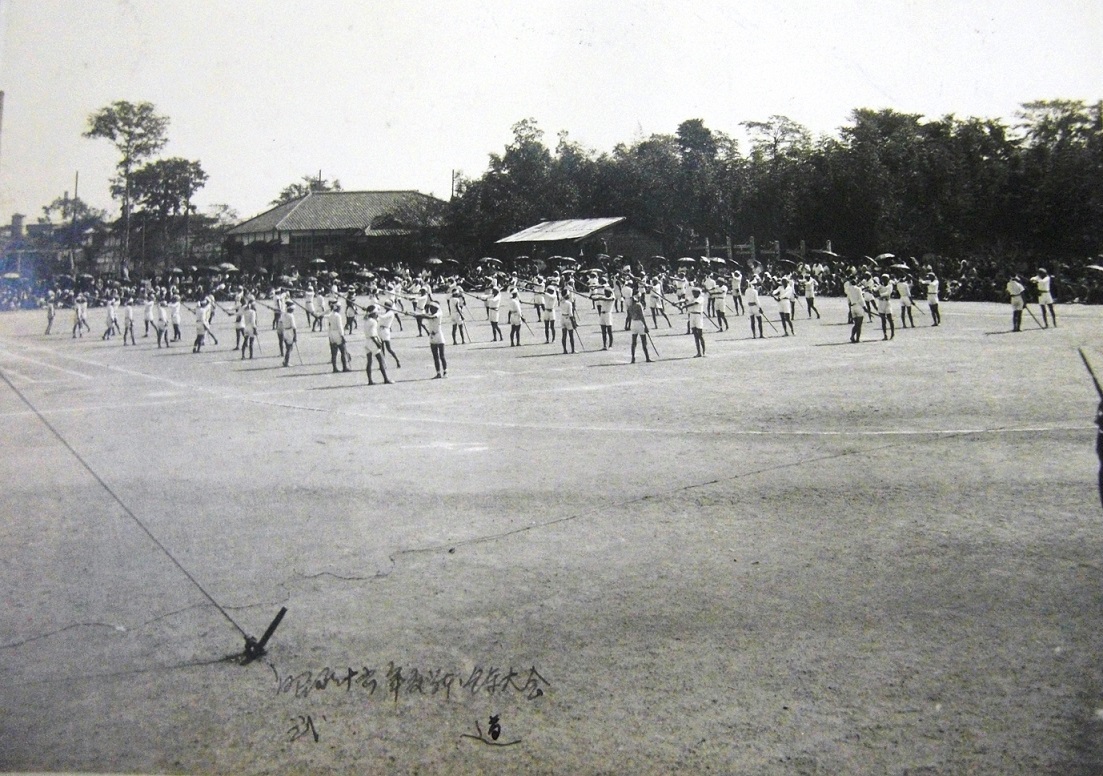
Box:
[0,0,1099,226]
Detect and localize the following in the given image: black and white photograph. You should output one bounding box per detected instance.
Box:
[1,1,1102,773]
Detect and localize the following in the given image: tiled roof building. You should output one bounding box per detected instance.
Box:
[227,190,446,273]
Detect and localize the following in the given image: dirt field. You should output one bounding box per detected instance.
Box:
[1,296,1102,775]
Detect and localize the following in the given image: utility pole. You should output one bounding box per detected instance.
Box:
[72,172,80,275]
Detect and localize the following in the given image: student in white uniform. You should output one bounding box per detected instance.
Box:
[713,282,730,331]
[377,301,401,368]
[326,300,351,373]
[730,271,745,315]
[303,286,317,330]
[232,294,246,349]
[542,284,559,343]
[558,286,578,354]
[344,289,359,334]
[507,290,525,347]
[407,285,430,338]
[626,292,652,363]
[481,285,503,342]
[1006,274,1026,332]
[773,277,795,336]
[846,276,866,343]
[279,301,297,367]
[72,293,86,338]
[241,301,259,360]
[682,287,706,356]
[448,289,468,345]
[591,286,616,350]
[897,275,915,328]
[309,288,325,332]
[154,297,171,348]
[803,275,820,319]
[415,300,447,378]
[702,274,718,317]
[143,295,155,337]
[876,274,895,340]
[861,273,877,322]
[203,292,219,345]
[121,298,136,345]
[169,296,183,342]
[191,299,210,353]
[1030,268,1056,327]
[620,276,635,330]
[924,273,941,326]
[530,275,546,322]
[100,297,117,340]
[649,279,672,329]
[744,282,763,339]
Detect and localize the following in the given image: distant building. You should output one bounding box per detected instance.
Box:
[0,214,74,279]
[226,190,446,276]
[495,218,662,267]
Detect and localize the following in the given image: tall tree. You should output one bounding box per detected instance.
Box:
[83,101,170,274]
[271,174,343,206]
[130,158,208,219]
[1016,99,1103,255]
[37,195,109,274]
[740,115,813,251]
[129,158,209,263]
[39,195,108,230]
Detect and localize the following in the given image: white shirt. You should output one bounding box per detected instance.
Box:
[326,310,345,343]
[686,296,704,328]
[925,278,940,303]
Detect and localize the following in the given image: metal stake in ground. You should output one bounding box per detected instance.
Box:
[244,606,288,662]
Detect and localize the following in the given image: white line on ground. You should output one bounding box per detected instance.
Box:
[0,347,94,380]
[0,396,203,420]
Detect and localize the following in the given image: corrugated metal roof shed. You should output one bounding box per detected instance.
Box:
[496,218,626,244]
[228,190,444,238]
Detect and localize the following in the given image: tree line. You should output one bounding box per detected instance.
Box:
[447,102,1103,274]
[29,99,1103,297]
